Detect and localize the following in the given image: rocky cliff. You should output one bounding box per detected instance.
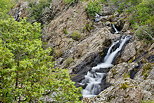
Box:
[11,0,154,102]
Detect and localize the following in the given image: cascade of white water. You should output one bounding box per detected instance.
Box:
[94,13,103,22]
[81,35,132,98]
[105,36,131,64]
[112,24,119,34]
[104,40,119,61]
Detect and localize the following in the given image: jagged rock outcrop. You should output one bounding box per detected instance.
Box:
[42,1,153,102]
[9,1,29,21]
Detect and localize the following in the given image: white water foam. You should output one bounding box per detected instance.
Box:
[81,35,132,98]
[112,24,119,34]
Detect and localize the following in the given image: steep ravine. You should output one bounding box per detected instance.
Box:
[11,1,154,102]
[80,35,132,98]
[43,2,154,102]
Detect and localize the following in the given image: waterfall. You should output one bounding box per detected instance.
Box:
[94,13,102,22]
[81,35,132,98]
[112,24,119,34]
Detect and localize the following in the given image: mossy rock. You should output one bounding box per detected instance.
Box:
[142,63,153,79]
[64,57,74,67]
[70,31,82,41]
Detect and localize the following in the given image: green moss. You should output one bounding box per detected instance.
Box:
[63,28,68,34]
[70,31,81,41]
[65,57,74,67]
[54,49,63,58]
[83,23,94,32]
[119,82,130,90]
[123,73,130,79]
[142,63,152,79]
[64,0,75,4]
[141,100,154,103]
[128,56,135,63]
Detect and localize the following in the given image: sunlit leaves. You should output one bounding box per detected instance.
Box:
[0,17,81,102]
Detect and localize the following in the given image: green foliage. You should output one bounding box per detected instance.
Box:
[64,0,75,4]
[70,31,82,41]
[83,22,94,32]
[109,0,153,42]
[130,0,154,42]
[130,0,154,25]
[142,63,152,79]
[86,0,102,17]
[119,82,130,90]
[110,0,141,12]
[141,100,154,103]
[135,26,154,42]
[63,28,69,34]
[0,17,81,102]
[0,0,14,19]
[28,0,52,23]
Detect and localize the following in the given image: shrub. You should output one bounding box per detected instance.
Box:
[0,9,82,102]
[64,0,75,4]
[109,0,153,42]
[110,0,141,12]
[28,0,52,23]
[135,26,154,42]
[86,0,102,17]
[83,22,94,32]
[63,28,69,34]
[0,0,14,19]
[70,31,81,41]
[129,0,154,31]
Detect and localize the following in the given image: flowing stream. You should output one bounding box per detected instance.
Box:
[112,24,119,34]
[80,35,132,98]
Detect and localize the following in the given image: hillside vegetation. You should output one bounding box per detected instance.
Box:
[0,0,153,102]
[0,0,81,102]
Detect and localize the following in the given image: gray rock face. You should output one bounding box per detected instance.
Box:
[106,63,138,84]
[9,1,29,21]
